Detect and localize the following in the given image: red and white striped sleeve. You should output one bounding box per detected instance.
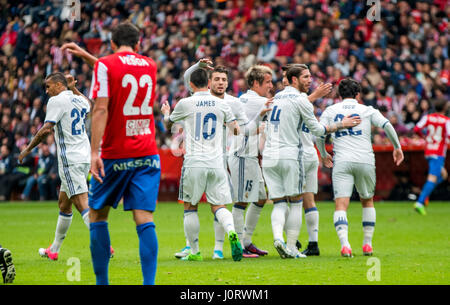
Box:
[89,60,109,100]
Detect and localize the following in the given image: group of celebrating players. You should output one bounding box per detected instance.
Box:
[163,54,403,262]
[2,20,448,286]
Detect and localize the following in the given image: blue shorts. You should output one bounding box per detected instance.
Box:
[426,156,445,177]
[88,155,161,212]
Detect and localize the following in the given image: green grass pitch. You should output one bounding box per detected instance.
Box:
[0,201,448,285]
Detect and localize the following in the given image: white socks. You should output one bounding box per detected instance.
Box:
[243,203,263,248]
[334,207,376,249]
[184,211,200,254]
[213,218,225,252]
[271,200,288,241]
[231,205,245,245]
[215,207,235,235]
[285,200,302,252]
[334,210,350,248]
[362,207,376,246]
[305,207,319,243]
[51,212,73,253]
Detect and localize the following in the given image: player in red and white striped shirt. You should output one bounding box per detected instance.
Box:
[413,99,450,215]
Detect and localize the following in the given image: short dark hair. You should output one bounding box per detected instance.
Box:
[45,72,68,87]
[190,68,209,88]
[210,66,229,80]
[112,22,140,48]
[282,63,306,72]
[338,78,361,99]
[434,98,448,113]
[285,64,308,84]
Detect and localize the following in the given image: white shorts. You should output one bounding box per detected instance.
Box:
[228,155,267,203]
[178,167,233,205]
[303,160,319,194]
[262,159,305,199]
[59,163,90,198]
[332,161,375,199]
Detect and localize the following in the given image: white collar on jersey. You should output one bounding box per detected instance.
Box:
[342,98,358,103]
[246,89,262,97]
[284,86,303,94]
[192,91,211,96]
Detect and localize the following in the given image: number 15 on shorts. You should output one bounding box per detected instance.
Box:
[245,180,253,192]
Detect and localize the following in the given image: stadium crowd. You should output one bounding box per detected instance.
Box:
[0,0,448,201]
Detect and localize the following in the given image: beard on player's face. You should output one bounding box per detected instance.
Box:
[210,87,225,97]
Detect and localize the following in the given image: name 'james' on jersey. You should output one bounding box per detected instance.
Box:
[169,91,235,168]
[89,51,158,159]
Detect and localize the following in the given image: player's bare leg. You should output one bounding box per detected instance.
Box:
[302,192,320,256]
[361,197,375,256]
[334,197,352,257]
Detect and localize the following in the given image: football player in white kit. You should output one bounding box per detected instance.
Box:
[174,60,271,259]
[19,73,92,261]
[262,64,360,258]
[280,64,332,256]
[161,68,244,262]
[228,65,275,258]
[317,78,404,257]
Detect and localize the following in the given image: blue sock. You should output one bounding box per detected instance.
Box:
[136,222,158,285]
[418,180,437,205]
[90,221,110,285]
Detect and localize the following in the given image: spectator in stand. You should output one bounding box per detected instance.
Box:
[2,143,34,201]
[257,35,277,64]
[275,29,295,60]
[21,143,55,201]
[0,23,17,56]
[0,144,14,201]
[0,0,449,202]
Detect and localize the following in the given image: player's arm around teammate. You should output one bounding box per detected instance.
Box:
[161,69,243,262]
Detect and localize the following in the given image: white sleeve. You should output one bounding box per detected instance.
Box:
[233,101,250,126]
[369,107,389,128]
[221,102,236,123]
[299,96,327,137]
[183,62,200,94]
[446,119,450,137]
[44,97,65,124]
[169,99,189,122]
[89,61,109,99]
[415,115,427,129]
